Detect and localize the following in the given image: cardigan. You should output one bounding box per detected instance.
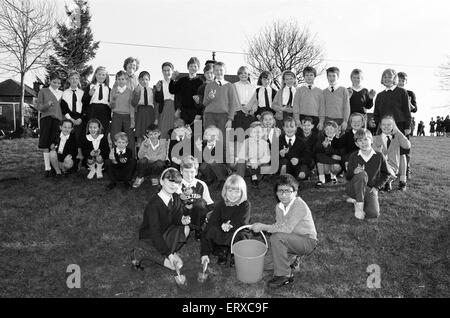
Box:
[138,139,168,161]
[372,131,411,174]
[35,87,63,120]
[139,193,186,257]
[51,132,78,159]
[349,88,373,114]
[80,133,110,159]
[203,81,239,120]
[169,76,203,112]
[346,150,390,190]
[323,86,350,121]
[373,87,411,128]
[265,197,317,240]
[293,86,325,120]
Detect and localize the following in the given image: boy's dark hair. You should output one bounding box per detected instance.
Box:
[257,71,272,86]
[205,60,216,66]
[49,72,61,81]
[326,66,340,77]
[138,71,150,79]
[187,57,200,68]
[161,62,174,70]
[397,72,407,80]
[123,57,140,71]
[273,174,299,202]
[302,66,317,77]
[161,168,182,183]
[324,120,339,130]
[354,128,373,141]
[145,123,160,135]
[116,70,127,79]
[301,116,314,125]
[203,63,214,73]
[283,116,296,126]
[60,119,74,127]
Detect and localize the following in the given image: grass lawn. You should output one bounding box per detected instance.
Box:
[0,136,449,298]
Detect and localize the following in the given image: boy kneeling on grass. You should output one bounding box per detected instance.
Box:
[105,132,137,190]
[250,174,318,289]
[49,119,78,177]
[130,168,191,271]
[345,129,390,220]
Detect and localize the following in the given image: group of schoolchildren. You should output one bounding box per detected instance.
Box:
[35,55,416,289]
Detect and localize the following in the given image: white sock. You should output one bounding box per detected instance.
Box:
[43,152,51,171]
[319,174,325,183]
[251,174,258,180]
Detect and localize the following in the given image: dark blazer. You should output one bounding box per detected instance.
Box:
[80,134,110,159]
[279,133,311,165]
[51,132,78,159]
[111,146,133,167]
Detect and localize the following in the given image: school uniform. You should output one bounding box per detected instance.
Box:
[272,86,296,127]
[36,87,63,149]
[82,83,111,135]
[132,85,157,140]
[235,137,271,178]
[110,86,136,157]
[346,149,390,219]
[155,79,176,139]
[177,178,214,231]
[372,131,411,175]
[197,140,229,182]
[61,87,85,143]
[168,134,194,171]
[323,85,351,125]
[105,146,136,183]
[203,80,239,138]
[338,129,360,164]
[246,86,277,118]
[136,139,169,178]
[429,121,436,134]
[50,131,78,173]
[297,130,318,176]
[233,81,256,131]
[80,133,110,164]
[279,134,311,178]
[348,87,373,114]
[293,85,325,127]
[200,199,251,256]
[264,197,317,277]
[134,192,189,266]
[314,133,341,165]
[169,75,204,125]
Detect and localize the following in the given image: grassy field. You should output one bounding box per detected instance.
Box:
[0,136,449,298]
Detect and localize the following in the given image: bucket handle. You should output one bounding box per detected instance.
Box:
[230,225,268,254]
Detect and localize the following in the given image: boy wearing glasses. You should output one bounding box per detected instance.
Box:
[250,174,317,289]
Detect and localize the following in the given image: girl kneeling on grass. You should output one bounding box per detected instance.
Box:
[131,168,191,271]
[200,174,251,268]
[250,174,317,289]
[80,119,110,179]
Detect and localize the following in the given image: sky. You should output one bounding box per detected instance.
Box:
[2,0,450,128]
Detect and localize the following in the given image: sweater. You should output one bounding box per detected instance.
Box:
[373,87,411,128]
[293,86,325,120]
[35,87,63,120]
[346,150,390,190]
[265,197,317,240]
[372,131,411,174]
[203,81,239,120]
[110,87,134,117]
[323,86,350,121]
[169,76,203,111]
[349,88,373,114]
[139,193,186,257]
[138,139,168,161]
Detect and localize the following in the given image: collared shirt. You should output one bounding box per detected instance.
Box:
[158,190,173,207]
[351,86,363,92]
[49,87,62,101]
[62,88,84,117]
[117,85,127,94]
[285,135,296,146]
[58,132,70,154]
[86,134,104,150]
[267,128,274,142]
[306,84,315,89]
[116,147,126,155]
[162,78,174,101]
[215,79,228,86]
[358,148,376,162]
[282,86,296,105]
[277,197,296,216]
[206,141,216,150]
[257,86,273,107]
[352,129,358,135]
[385,85,396,92]
[234,81,255,105]
[328,85,340,92]
[381,133,391,149]
[90,83,109,104]
[149,140,160,151]
[137,85,154,106]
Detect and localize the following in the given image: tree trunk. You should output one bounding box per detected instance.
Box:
[20,72,25,127]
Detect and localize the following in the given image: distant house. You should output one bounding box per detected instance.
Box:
[0,79,37,131]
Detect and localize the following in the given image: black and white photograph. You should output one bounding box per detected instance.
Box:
[0,0,449,302]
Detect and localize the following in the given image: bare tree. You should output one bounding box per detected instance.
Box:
[0,0,57,126]
[246,20,325,88]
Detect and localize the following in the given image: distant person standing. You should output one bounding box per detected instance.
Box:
[445,115,450,137]
[429,118,436,136]
[436,116,443,136]
[417,121,425,136]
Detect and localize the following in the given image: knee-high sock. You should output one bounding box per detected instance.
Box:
[43,152,51,171]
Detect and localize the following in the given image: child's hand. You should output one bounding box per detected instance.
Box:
[368,89,376,99]
[119,157,127,164]
[155,80,162,92]
[280,146,288,157]
[331,154,341,161]
[48,101,54,108]
[201,255,210,266]
[130,120,135,129]
[290,158,299,166]
[109,150,115,161]
[221,220,233,232]
[354,163,365,175]
[341,122,348,132]
[172,70,180,80]
[154,119,158,126]
[208,89,216,99]
[347,87,353,97]
[174,109,181,119]
[250,163,258,170]
[90,150,96,157]
[322,139,330,147]
[317,122,324,131]
[181,215,191,225]
[370,187,378,194]
[225,120,232,129]
[250,223,264,233]
[195,137,203,150]
[89,85,96,96]
[192,95,200,104]
[50,144,56,150]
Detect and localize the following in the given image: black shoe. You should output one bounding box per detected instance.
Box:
[129,249,144,271]
[384,181,392,192]
[43,170,51,178]
[229,255,235,268]
[194,230,202,241]
[267,274,294,288]
[315,181,324,188]
[217,253,227,265]
[325,174,331,183]
[398,181,407,191]
[330,177,337,184]
[124,181,132,189]
[107,182,117,190]
[290,255,301,272]
[251,179,259,189]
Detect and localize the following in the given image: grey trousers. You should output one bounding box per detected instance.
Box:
[346,171,380,219]
[266,232,317,276]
